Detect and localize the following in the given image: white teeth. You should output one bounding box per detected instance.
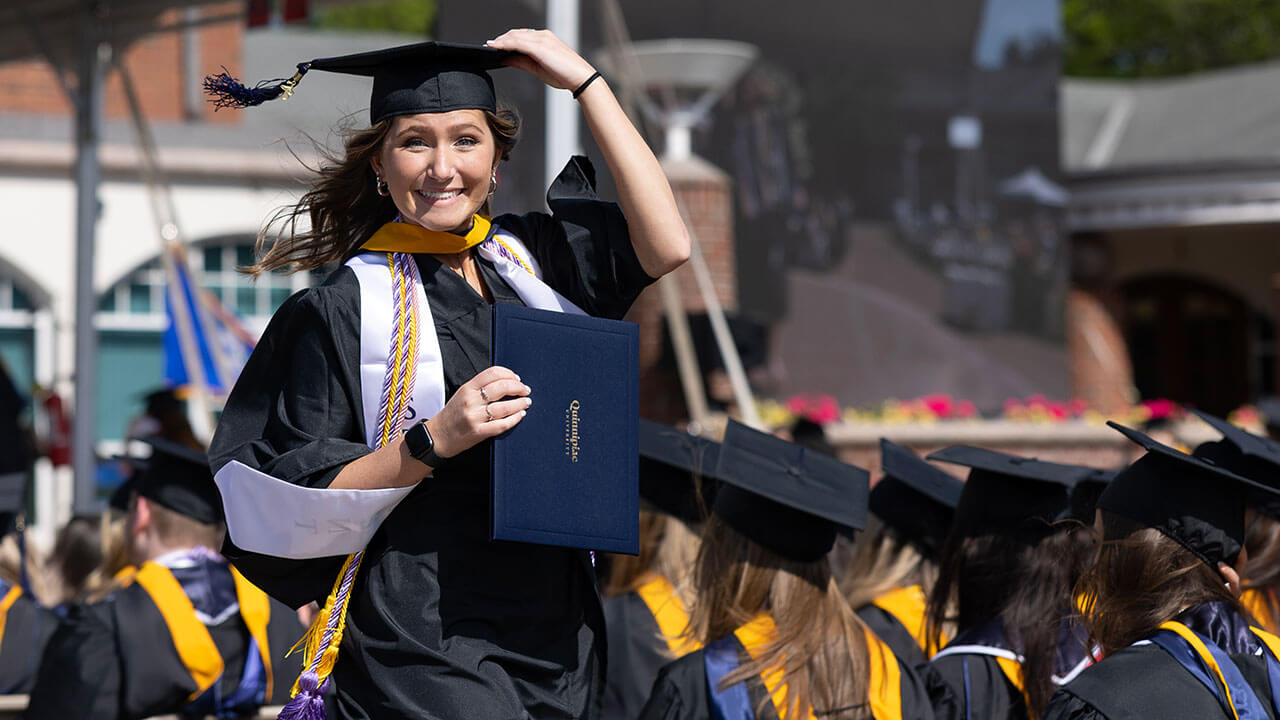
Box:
[419,189,461,200]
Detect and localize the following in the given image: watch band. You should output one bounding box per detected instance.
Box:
[404,420,448,468]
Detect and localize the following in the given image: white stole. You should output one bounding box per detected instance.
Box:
[215,226,586,559]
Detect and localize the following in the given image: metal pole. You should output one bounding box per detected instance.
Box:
[545,0,580,192]
[72,5,106,514]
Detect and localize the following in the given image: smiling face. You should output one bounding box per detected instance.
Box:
[372,110,499,234]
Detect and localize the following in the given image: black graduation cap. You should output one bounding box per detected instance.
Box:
[1100,421,1280,569]
[869,439,962,558]
[928,446,1099,533]
[204,41,514,125]
[1188,410,1280,518]
[130,439,223,526]
[1068,468,1117,524]
[639,419,721,524]
[712,419,869,562]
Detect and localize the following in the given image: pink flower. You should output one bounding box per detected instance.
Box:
[920,394,953,418]
[786,394,811,415]
[956,400,977,418]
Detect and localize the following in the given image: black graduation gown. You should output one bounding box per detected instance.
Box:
[24,559,305,719]
[855,606,960,720]
[602,590,681,719]
[637,635,938,720]
[930,654,1025,720]
[0,583,56,694]
[210,157,654,720]
[1045,603,1280,720]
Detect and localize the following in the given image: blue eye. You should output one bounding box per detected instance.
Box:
[404,138,427,148]
[456,137,479,148]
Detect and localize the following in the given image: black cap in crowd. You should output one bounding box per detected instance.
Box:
[130,439,223,526]
[1100,421,1280,569]
[712,419,869,562]
[870,438,962,559]
[205,41,514,125]
[638,419,721,524]
[928,446,1100,533]
[0,471,23,535]
[1068,468,1117,524]
[1189,409,1280,519]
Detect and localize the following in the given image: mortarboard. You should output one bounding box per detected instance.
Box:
[1068,467,1117,524]
[712,419,868,562]
[870,438,962,558]
[928,446,1099,533]
[204,41,515,125]
[1099,421,1280,569]
[130,438,224,525]
[638,419,721,524]
[1189,409,1280,518]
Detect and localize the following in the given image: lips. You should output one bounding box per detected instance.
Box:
[416,189,462,202]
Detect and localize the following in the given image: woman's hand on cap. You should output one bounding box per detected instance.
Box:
[486,29,597,93]
[426,365,531,459]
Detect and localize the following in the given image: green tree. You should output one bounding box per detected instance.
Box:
[1065,0,1280,77]
[312,0,437,36]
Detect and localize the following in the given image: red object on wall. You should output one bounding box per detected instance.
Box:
[282,0,309,23]
[247,0,271,27]
[41,392,71,468]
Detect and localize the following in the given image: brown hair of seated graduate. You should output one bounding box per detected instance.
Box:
[841,518,938,612]
[1242,510,1280,631]
[688,514,870,720]
[246,106,520,277]
[603,510,702,611]
[926,519,1096,719]
[1078,511,1244,656]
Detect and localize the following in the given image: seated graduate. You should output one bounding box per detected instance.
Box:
[845,438,962,667]
[601,419,721,719]
[639,420,936,720]
[1044,422,1280,720]
[1186,410,1280,633]
[0,473,56,695]
[24,440,305,719]
[925,447,1101,720]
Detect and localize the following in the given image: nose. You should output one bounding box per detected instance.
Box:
[427,146,454,182]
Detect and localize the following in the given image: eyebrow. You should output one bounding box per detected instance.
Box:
[395,121,485,137]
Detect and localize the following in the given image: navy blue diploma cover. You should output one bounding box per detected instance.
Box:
[490,304,639,554]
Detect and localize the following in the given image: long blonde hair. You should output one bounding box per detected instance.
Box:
[841,519,937,610]
[603,510,702,609]
[689,515,871,719]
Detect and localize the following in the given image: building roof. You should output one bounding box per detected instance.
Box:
[0,27,422,181]
[1062,61,1280,174]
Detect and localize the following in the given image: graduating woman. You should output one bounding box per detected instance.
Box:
[639,420,936,720]
[924,448,1100,720]
[845,438,962,669]
[1185,410,1280,633]
[600,419,719,719]
[205,31,690,720]
[1045,423,1280,720]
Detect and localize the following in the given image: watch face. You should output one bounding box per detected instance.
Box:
[407,422,432,458]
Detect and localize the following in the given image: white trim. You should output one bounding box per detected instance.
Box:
[932,644,1024,663]
[1082,94,1133,170]
[214,460,415,559]
[94,314,167,331]
[1053,655,1094,685]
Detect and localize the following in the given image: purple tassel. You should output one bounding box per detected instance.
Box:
[277,671,328,720]
[203,64,309,110]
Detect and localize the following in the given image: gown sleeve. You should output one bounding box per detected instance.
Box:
[494,155,657,320]
[23,603,121,720]
[209,273,386,604]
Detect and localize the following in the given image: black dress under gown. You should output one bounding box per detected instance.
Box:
[209,158,655,720]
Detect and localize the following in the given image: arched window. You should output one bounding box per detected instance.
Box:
[95,237,318,442]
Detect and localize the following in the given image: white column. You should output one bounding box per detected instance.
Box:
[544,0,581,193]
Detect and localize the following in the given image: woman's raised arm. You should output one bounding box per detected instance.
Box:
[486,29,692,279]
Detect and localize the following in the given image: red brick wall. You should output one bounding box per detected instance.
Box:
[0,2,241,124]
[1066,288,1135,415]
[628,158,738,424]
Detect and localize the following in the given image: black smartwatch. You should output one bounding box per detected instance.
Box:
[404,420,449,468]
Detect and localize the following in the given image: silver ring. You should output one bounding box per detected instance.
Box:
[480,386,490,402]
[484,405,494,422]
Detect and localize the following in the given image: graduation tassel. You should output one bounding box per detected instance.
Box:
[279,253,422,720]
[203,63,309,110]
